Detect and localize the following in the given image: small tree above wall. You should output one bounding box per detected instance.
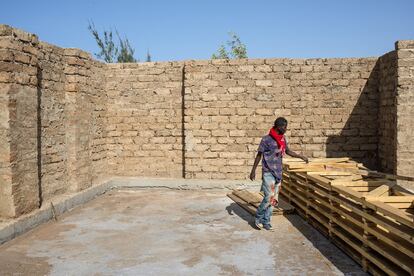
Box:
[212,32,248,59]
[88,21,137,63]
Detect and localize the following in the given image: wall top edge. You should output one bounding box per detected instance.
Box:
[0,24,38,44]
[2,24,412,65]
[395,40,414,50]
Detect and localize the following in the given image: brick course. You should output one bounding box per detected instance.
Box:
[105,62,183,178]
[184,58,379,179]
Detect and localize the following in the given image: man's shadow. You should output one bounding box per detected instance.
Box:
[225,203,259,229]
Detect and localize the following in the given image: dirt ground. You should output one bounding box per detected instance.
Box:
[0,189,366,275]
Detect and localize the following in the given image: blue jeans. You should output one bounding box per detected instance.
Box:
[255,172,281,225]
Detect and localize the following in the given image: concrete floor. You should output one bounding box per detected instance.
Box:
[0,189,366,276]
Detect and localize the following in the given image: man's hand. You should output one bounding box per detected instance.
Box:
[302,156,309,163]
[249,171,256,181]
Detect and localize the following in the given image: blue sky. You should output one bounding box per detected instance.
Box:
[1,0,413,62]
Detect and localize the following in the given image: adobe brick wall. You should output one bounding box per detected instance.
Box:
[395,41,414,180]
[0,26,39,217]
[0,24,413,218]
[36,43,108,202]
[378,51,397,173]
[105,62,184,178]
[184,58,379,179]
[0,25,108,217]
[37,42,67,201]
[62,48,107,193]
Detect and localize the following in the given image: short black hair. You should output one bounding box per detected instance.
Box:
[274,117,288,127]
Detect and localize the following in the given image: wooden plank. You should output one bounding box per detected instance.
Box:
[366,238,414,274]
[282,157,414,275]
[233,190,261,204]
[308,201,331,221]
[282,185,308,205]
[333,215,364,241]
[364,185,390,197]
[364,196,414,203]
[334,180,384,188]
[331,185,364,203]
[257,192,295,214]
[351,187,381,193]
[307,171,354,176]
[332,228,407,276]
[386,202,414,209]
[329,193,414,245]
[330,235,363,267]
[227,193,256,216]
[365,224,414,260]
[307,157,351,163]
[307,191,331,209]
[283,190,307,212]
[305,174,331,188]
[334,214,414,273]
[230,190,294,215]
[307,215,330,236]
[284,157,350,163]
[358,169,414,182]
[364,200,414,228]
[328,202,414,259]
[288,163,358,171]
[365,185,390,197]
[330,175,363,185]
[307,183,331,199]
[324,163,360,168]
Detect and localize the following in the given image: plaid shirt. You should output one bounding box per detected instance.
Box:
[257,135,289,182]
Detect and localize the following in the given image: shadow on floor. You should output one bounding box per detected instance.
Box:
[226,203,366,275]
[283,214,366,275]
[225,203,259,230]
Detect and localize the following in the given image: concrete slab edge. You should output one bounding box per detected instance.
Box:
[111,177,261,191]
[0,180,113,244]
[0,177,260,245]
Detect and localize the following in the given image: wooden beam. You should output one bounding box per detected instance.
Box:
[330,175,363,185]
[305,174,331,187]
[363,196,414,203]
[364,185,390,197]
[364,200,414,228]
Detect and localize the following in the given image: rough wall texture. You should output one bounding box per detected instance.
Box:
[35,43,108,203]
[378,51,397,173]
[184,58,379,179]
[105,62,183,178]
[0,24,413,218]
[37,42,67,202]
[62,48,107,193]
[0,25,108,218]
[0,27,39,217]
[395,41,414,179]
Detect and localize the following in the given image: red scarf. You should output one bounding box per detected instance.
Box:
[269,128,286,156]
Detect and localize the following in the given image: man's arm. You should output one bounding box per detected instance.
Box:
[286,149,308,163]
[249,152,262,180]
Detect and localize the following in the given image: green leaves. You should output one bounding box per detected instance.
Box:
[212,32,248,60]
[88,21,137,63]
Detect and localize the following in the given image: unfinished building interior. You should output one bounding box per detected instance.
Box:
[0,25,413,275]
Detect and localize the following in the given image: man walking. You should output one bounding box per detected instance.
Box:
[249,117,308,230]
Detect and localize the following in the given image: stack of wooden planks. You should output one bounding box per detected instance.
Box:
[281,157,414,276]
[227,189,295,216]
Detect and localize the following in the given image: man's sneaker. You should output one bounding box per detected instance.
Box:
[254,219,263,230]
[263,224,274,231]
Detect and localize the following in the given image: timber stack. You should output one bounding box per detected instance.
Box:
[281,158,414,276]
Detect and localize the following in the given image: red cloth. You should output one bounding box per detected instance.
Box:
[269,128,286,156]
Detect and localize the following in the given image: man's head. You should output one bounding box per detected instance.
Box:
[273,117,288,134]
